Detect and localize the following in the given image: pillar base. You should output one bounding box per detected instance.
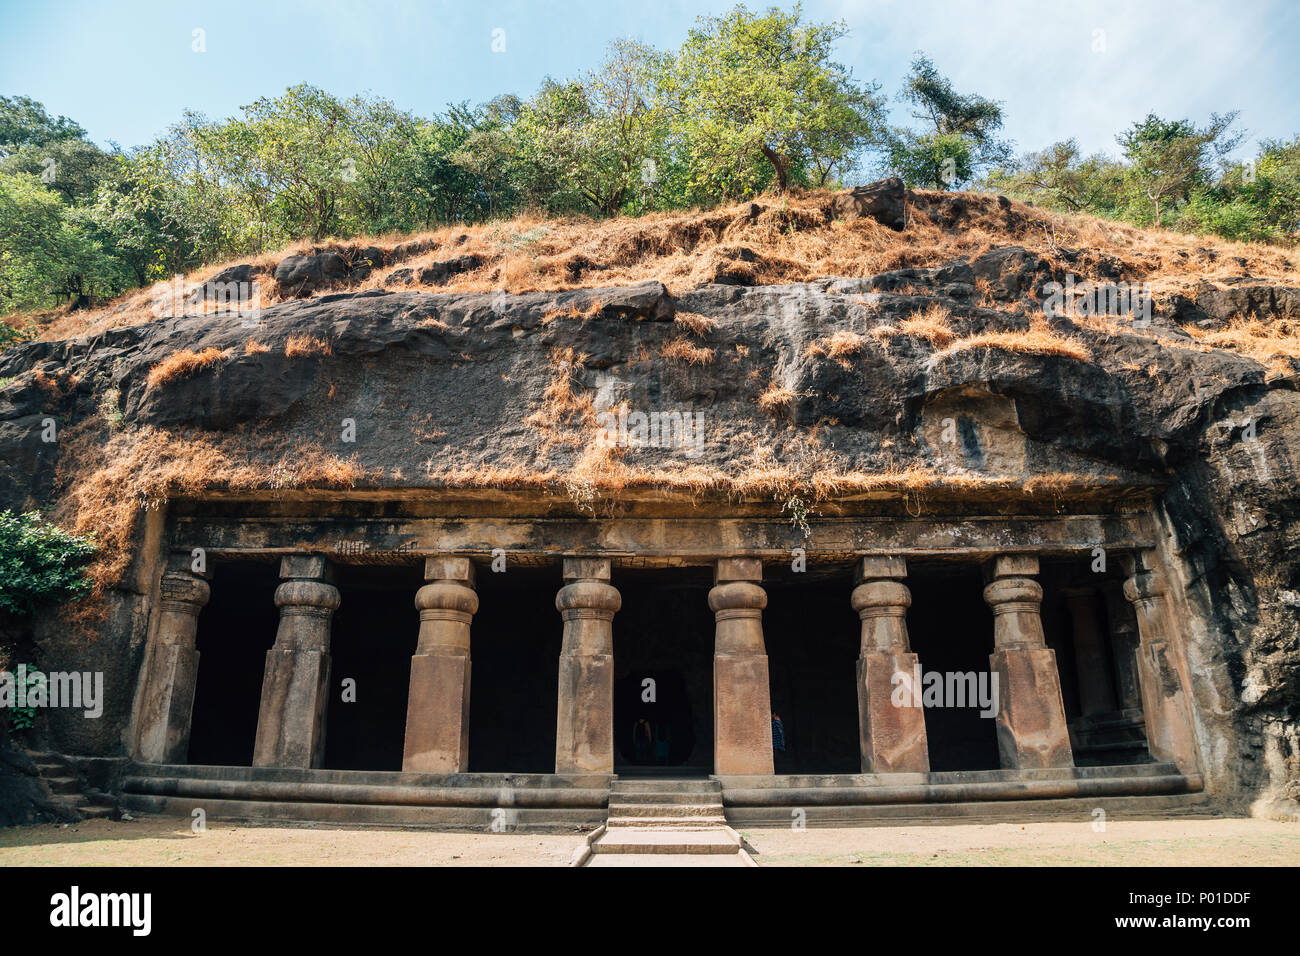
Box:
[714,654,775,775]
[403,654,471,772]
[858,651,930,773]
[1137,640,1200,773]
[135,644,200,764]
[990,647,1074,769]
[556,653,614,774]
[252,648,331,769]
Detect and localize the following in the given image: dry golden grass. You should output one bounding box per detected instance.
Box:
[21,187,1298,346]
[1187,315,1300,364]
[758,382,797,413]
[661,337,716,365]
[244,339,270,355]
[521,346,594,444]
[806,329,867,368]
[284,335,332,358]
[938,318,1093,362]
[674,310,717,336]
[145,347,226,389]
[541,298,603,324]
[52,423,374,626]
[873,303,957,348]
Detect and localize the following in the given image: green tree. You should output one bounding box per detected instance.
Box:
[662,3,885,198]
[1118,112,1242,226]
[0,171,130,311]
[887,54,1012,189]
[0,95,86,156]
[515,39,669,216]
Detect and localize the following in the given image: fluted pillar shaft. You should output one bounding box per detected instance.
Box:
[135,563,211,763]
[710,558,774,775]
[403,557,478,772]
[253,555,339,769]
[984,555,1074,769]
[1123,561,1200,773]
[852,556,930,772]
[555,558,620,773]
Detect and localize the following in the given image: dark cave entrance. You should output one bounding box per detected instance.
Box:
[321,563,421,771]
[612,567,716,773]
[905,561,1001,772]
[188,558,279,767]
[468,564,561,773]
[765,568,861,773]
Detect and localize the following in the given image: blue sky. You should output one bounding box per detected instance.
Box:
[1,0,1296,161]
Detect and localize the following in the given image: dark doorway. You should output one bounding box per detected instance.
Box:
[612,567,714,772]
[906,560,1000,771]
[765,567,861,773]
[188,558,279,766]
[468,564,561,772]
[322,563,421,771]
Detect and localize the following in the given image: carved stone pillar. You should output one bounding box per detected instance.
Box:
[134,562,211,763]
[984,555,1074,769]
[554,558,619,774]
[1063,586,1118,718]
[851,556,930,773]
[710,558,774,775]
[403,556,477,773]
[1123,560,1200,773]
[253,555,339,769]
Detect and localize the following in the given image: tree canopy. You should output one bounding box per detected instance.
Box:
[1,3,1296,321]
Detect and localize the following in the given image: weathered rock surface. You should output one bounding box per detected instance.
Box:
[827,176,906,230]
[0,228,1297,819]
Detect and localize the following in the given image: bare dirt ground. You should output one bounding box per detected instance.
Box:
[741,817,1300,866]
[1,815,1297,866]
[0,817,585,866]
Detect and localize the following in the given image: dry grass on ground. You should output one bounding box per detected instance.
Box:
[13,188,1299,345]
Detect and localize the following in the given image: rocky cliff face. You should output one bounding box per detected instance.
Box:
[0,185,1296,817]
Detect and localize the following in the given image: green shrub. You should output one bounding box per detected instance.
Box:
[0,511,95,615]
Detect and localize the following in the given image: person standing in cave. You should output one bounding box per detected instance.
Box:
[634,717,652,764]
[654,721,671,765]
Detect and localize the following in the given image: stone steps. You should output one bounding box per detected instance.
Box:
[609,790,722,804]
[27,750,120,821]
[724,790,1216,827]
[590,776,749,861]
[589,828,744,855]
[121,792,604,830]
[608,801,725,818]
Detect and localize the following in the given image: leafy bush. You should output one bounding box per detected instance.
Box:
[0,511,95,615]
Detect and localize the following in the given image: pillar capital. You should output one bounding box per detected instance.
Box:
[985,553,1040,582]
[714,557,762,585]
[854,555,907,582]
[562,556,611,582]
[280,553,334,583]
[851,579,912,618]
[157,569,211,623]
[1123,567,1166,605]
[424,555,475,586]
